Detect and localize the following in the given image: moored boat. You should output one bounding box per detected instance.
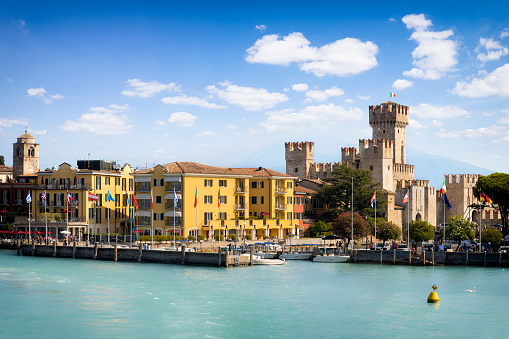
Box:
[252,256,286,265]
[312,254,350,263]
[280,252,313,260]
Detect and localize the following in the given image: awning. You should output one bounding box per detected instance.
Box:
[164,176,182,182]
[135,193,151,200]
[164,211,182,217]
[134,176,151,182]
[135,211,151,217]
[164,193,182,200]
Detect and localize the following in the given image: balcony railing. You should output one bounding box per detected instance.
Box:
[165,221,182,227]
[275,203,286,210]
[165,202,182,209]
[51,201,65,208]
[138,202,151,210]
[275,187,286,194]
[1,199,9,205]
[165,184,181,192]
[135,184,152,192]
[235,186,246,193]
[13,199,23,206]
[235,203,246,210]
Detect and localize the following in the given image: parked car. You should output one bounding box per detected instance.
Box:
[498,246,509,253]
[375,242,390,251]
[422,243,434,251]
[397,244,410,251]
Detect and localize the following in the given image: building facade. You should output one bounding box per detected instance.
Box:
[133,162,298,240]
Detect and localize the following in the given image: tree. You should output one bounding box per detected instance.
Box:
[376,220,401,246]
[445,215,476,251]
[475,173,509,235]
[481,228,503,245]
[304,221,331,238]
[313,163,380,222]
[331,211,367,249]
[0,155,4,165]
[409,220,435,247]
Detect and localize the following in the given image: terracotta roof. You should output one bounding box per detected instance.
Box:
[295,186,316,194]
[135,161,294,178]
[0,165,13,172]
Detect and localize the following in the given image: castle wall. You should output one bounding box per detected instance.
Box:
[358,139,394,191]
[308,162,341,180]
[285,142,314,180]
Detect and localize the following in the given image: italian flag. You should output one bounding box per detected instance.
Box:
[390,92,396,98]
[439,182,446,194]
[194,187,198,208]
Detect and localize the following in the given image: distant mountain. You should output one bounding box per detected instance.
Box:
[407,149,493,189]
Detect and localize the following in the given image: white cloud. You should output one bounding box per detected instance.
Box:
[436,125,506,139]
[407,118,427,130]
[304,86,344,102]
[197,131,216,137]
[206,83,288,111]
[261,103,363,134]
[168,112,197,127]
[411,103,469,120]
[452,63,509,97]
[0,117,28,128]
[27,87,47,97]
[155,120,167,126]
[344,99,354,103]
[357,95,370,100]
[402,14,458,80]
[27,87,63,104]
[388,18,397,23]
[27,128,46,135]
[245,32,378,77]
[501,30,509,39]
[392,79,414,91]
[292,83,309,92]
[122,79,180,98]
[255,24,267,32]
[161,95,227,109]
[60,104,132,135]
[225,124,238,131]
[476,38,509,62]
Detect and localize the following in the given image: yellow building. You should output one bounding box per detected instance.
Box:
[28,162,134,240]
[133,162,297,240]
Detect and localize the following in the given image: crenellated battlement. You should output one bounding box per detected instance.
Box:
[445,174,482,187]
[341,147,358,164]
[358,139,393,159]
[393,163,415,175]
[369,101,409,127]
[308,162,341,180]
[285,141,314,154]
[396,179,430,190]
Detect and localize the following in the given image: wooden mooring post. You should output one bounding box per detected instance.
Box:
[138,244,142,263]
[114,243,117,262]
[32,240,35,256]
[93,242,98,259]
[53,241,57,257]
[218,247,222,267]
[181,246,186,265]
[423,251,426,266]
[393,250,396,264]
[73,242,76,259]
[16,239,21,256]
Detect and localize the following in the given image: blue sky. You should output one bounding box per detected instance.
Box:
[1,1,508,187]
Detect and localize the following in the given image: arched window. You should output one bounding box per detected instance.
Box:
[29,147,35,157]
[17,147,22,156]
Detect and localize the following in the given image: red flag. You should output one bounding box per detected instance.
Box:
[218,188,221,208]
[88,192,99,201]
[132,194,139,209]
[402,192,408,204]
[194,187,198,208]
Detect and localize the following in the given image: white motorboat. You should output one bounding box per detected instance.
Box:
[252,256,286,265]
[254,252,277,259]
[280,252,313,260]
[312,254,350,263]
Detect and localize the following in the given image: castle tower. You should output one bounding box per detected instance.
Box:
[369,102,409,164]
[285,142,314,180]
[12,131,39,178]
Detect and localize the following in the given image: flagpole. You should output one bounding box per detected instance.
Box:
[107,191,110,245]
[351,177,353,255]
[479,201,483,252]
[218,187,221,252]
[28,194,31,243]
[407,187,410,247]
[195,185,198,252]
[44,191,48,245]
[151,188,154,247]
[66,190,69,244]
[374,190,377,244]
[173,187,176,247]
[443,194,446,244]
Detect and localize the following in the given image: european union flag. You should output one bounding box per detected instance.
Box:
[444,193,451,210]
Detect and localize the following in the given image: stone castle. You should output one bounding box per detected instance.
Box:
[286,101,501,236]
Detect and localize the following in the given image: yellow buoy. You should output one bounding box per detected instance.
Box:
[427,284,439,303]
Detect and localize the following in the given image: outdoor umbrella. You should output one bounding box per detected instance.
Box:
[0,210,8,213]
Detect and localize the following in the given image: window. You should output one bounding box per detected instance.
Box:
[115,194,120,207]
[156,196,162,204]
[204,195,212,204]
[295,168,298,173]
[287,197,292,204]
[250,196,264,204]
[219,180,227,187]
[251,181,264,189]
[154,213,164,221]
[287,181,293,189]
[96,177,101,190]
[97,194,102,207]
[115,178,120,185]
[129,179,133,191]
[287,212,292,220]
[123,194,127,207]
[204,212,213,225]
[204,179,213,187]
[219,212,227,220]
[89,208,94,219]
[219,196,227,204]
[95,208,101,223]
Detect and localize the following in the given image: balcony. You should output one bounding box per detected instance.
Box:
[235,186,246,194]
[51,201,65,208]
[165,202,182,209]
[135,183,152,192]
[13,199,23,206]
[275,203,286,210]
[165,184,181,192]
[138,202,151,210]
[235,203,246,210]
[275,187,286,195]
[1,199,9,205]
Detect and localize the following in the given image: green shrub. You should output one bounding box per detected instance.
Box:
[214,235,224,241]
[229,234,236,241]
[245,234,252,240]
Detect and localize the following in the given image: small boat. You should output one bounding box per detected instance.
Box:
[312,254,350,263]
[253,252,277,259]
[252,256,286,265]
[280,252,313,260]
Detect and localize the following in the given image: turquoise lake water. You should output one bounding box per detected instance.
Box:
[1,249,507,338]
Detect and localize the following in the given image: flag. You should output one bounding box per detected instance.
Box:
[132,194,139,209]
[41,192,46,201]
[402,192,408,204]
[390,92,396,98]
[218,187,221,208]
[485,194,493,204]
[107,190,115,202]
[173,187,178,208]
[444,193,452,210]
[67,191,73,204]
[480,190,493,204]
[26,192,32,204]
[88,192,99,201]
[194,187,198,208]
[370,191,376,209]
[439,182,446,194]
